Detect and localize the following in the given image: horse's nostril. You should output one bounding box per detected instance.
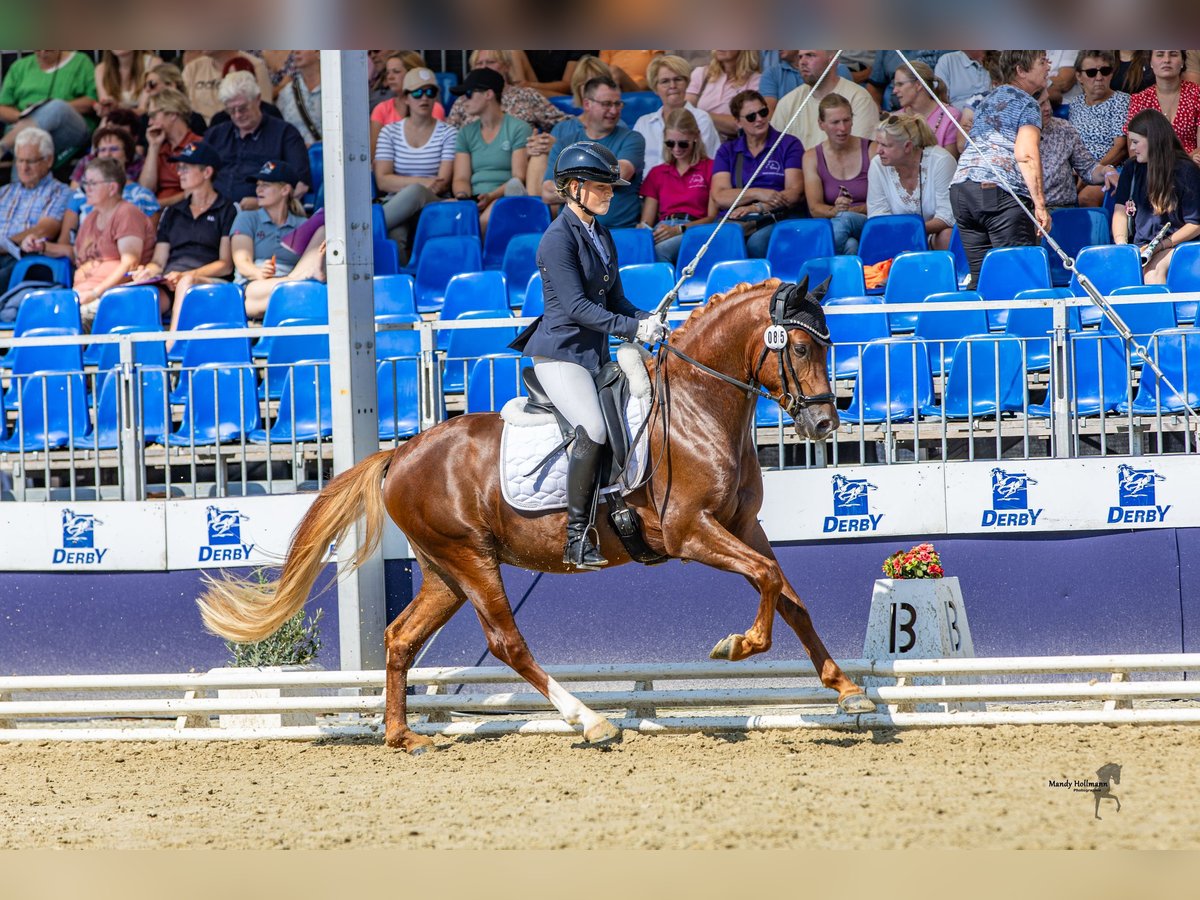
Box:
[814,418,833,436]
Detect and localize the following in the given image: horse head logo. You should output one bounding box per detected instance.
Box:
[206,506,249,545]
[1117,464,1165,498]
[62,509,102,547]
[831,475,877,506]
[991,468,1037,498]
[1093,762,1122,819]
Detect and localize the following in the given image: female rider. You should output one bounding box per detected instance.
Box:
[511,141,668,570]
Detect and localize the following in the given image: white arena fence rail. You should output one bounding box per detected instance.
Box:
[2,653,1199,741]
[2,292,1198,503]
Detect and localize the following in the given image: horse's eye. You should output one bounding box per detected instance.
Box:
[793,342,809,358]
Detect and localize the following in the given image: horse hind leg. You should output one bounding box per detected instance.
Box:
[384,559,465,754]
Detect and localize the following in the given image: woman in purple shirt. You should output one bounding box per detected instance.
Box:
[802,93,874,254]
[710,89,806,258]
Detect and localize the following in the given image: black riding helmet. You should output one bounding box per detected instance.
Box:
[553,141,630,192]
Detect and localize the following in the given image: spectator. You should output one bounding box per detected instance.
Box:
[68,113,145,188]
[94,50,164,115]
[203,71,311,209]
[1112,109,1200,284]
[1127,51,1200,162]
[892,61,963,158]
[448,51,566,134]
[868,114,956,251]
[634,55,721,169]
[276,50,322,146]
[771,50,880,151]
[867,51,947,111]
[139,89,203,206]
[21,157,155,329]
[542,76,645,229]
[373,67,457,261]
[761,51,804,116]
[262,51,298,94]
[231,160,325,318]
[1034,89,1116,209]
[128,141,236,332]
[1046,51,1083,105]
[686,51,762,139]
[1069,51,1131,198]
[60,127,160,241]
[638,108,716,264]
[138,63,209,136]
[0,50,95,158]
[803,94,873,254]
[511,51,592,97]
[711,89,805,258]
[569,56,615,108]
[449,68,531,231]
[182,51,273,123]
[1114,51,1155,95]
[949,51,1051,285]
[934,51,992,110]
[599,51,663,92]
[370,52,446,159]
[0,127,72,291]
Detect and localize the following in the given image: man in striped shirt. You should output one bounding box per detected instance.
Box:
[0,127,73,290]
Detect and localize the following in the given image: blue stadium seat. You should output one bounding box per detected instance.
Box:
[438,270,509,351]
[674,223,746,304]
[882,250,957,333]
[376,313,421,360]
[169,360,259,446]
[373,273,416,320]
[800,256,866,300]
[1101,287,1176,345]
[1005,289,1083,373]
[948,225,971,288]
[500,232,542,309]
[260,318,330,400]
[303,142,323,210]
[253,281,328,360]
[0,372,91,452]
[435,71,459,107]
[610,227,655,265]
[250,361,332,444]
[842,337,936,423]
[482,197,550,270]
[89,367,172,449]
[374,237,401,275]
[465,355,531,413]
[1029,335,1128,418]
[764,219,835,284]
[84,286,162,367]
[8,254,72,288]
[521,271,544,317]
[1,288,81,373]
[754,394,788,428]
[977,245,1052,331]
[704,259,772,299]
[1070,244,1142,327]
[858,214,926,267]
[414,235,483,313]
[619,262,675,312]
[1045,207,1110,286]
[549,96,582,115]
[1166,241,1200,324]
[825,295,889,380]
[442,309,518,394]
[937,336,1027,418]
[377,357,421,440]
[619,91,661,127]
[915,290,990,376]
[402,200,481,274]
[169,282,246,364]
[1121,329,1200,414]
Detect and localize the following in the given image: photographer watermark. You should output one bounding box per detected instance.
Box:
[1047,762,1122,819]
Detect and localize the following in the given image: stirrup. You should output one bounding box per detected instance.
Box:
[564,528,608,570]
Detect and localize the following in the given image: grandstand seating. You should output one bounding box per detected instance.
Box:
[465,355,530,413]
[704,258,771,298]
[1121,329,1200,414]
[169,334,259,446]
[8,254,73,289]
[1045,207,1110,286]
[250,362,333,444]
[482,197,551,270]
[84,286,163,367]
[754,395,788,428]
[438,271,509,351]
[0,372,91,452]
[764,219,835,284]
[1004,289,1083,372]
[1070,244,1142,327]
[374,237,401,275]
[253,281,328,360]
[1101,288,1177,343]
[401,200,481,275]
[619,262,675,312]
[914,290,989,376]
[90,367,171,449]
[825,295,889,380]
[435,71,459,107]
[937,336,1027,418]
[415,235,483,313]
[548,96,581,115]
[521,271,544,317]
[169,283,246,364]
[619,91,661,127]
[842,337,935,423]
[977,245,1052,331]
[801,256,866,300]
[858,214,926,267]
[1166,242,1200,324]
[610,227,656,266]
[1029,335,1128,418]
[2,288,81,374]
[260,319,331,401]
[500,232,542,309]
[377,357,421,440]
[882,250,957,333]
[674,223,746,304]
[442,309,518,394]
[948,226,970,288]
[304,142,323,210]
[373,274,417,320]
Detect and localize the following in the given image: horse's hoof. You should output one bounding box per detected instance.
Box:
[709,634,742,661]
[584,719,621,745]
[838,691,876,715]
[390,732,435,755]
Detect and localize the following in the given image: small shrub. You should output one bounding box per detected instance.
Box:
[881,543,944,579]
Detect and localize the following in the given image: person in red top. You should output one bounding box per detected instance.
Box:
[139,88,203,205]
[1127,50,1200,163]
[638,108,716,264]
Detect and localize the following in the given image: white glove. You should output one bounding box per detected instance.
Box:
[636,315,669,344]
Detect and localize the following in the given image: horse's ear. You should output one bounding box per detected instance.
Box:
[808,276,832,306]
[793,274,809,297]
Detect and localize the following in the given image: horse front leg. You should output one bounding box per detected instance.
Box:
[739,521,875,715]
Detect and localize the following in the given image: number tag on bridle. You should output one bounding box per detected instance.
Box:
[763,324,789,351]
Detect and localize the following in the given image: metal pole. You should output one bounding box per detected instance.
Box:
[322,51,387,671]
[117,335,144,499]
[1050,299,1072,458]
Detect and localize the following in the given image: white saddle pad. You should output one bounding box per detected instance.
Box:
[499,345,652,512]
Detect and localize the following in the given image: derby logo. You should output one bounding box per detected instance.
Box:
[1108,464,1169,524]
[982,468,1043,527]
[200,506,255,563]
[824,475,882,533]
[54,509,107,564]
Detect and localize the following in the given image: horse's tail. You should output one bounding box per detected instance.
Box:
[196,449,394,643]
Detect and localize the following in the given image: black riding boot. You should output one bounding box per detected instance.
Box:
[564,425,609,570]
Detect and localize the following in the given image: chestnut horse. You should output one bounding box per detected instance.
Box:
[198,277,876,753]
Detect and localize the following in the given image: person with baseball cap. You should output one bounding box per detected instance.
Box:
[450,67,532,230]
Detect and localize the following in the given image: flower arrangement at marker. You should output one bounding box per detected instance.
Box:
[881,543,944,579]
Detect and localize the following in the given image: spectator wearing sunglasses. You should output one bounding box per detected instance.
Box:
[771,50,879,152]
[634,55,721,169]
[638,108,716,263]
[374,68,458,262]
[1069,51,1131,197]
[138,64,209,137]
[711,89,805,258]
[1127,51,1200,163]
[370,52,446,160]
[449,68,531,232]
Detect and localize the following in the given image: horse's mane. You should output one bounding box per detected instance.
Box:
[670,277,783,342]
